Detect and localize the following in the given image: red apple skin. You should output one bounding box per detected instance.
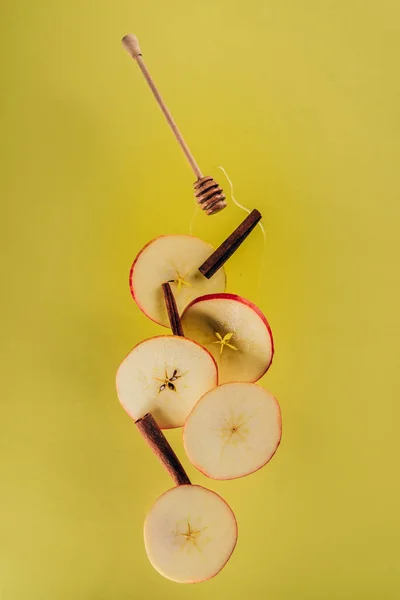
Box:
[144,484,238,583]
[182,382,282,481]
[181,293,275,382]
[116,335,219,430]
[129,235,221,328]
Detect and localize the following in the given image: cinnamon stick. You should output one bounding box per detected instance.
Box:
[162,282,184,336]
[199,209,262,279]
[135,413,191,486]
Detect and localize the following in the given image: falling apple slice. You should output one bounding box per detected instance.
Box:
[183,382,281,480]
[130,235,226,327]
[144,484,237,583]
[181,293,274,383]
[116,335,218,429]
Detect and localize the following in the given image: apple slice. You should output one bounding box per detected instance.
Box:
[181,293,274,384]
[130,235,226,327]
[116,335,218,429]
[183,382,281,480]
[144,484,237,583]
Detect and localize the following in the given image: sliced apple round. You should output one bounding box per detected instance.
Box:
[116,336,218,429]
[144,484,237,583]
[130,235,226,327]
[183,382,282,480]
[181,293,274,384]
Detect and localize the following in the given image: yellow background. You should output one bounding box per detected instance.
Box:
[1,1,400,598]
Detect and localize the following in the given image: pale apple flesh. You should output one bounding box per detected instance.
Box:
[116,336,218,429]
[144,484,237,583]
[183,382,281,480]
[130,235,226,327]
[181,293,274,384]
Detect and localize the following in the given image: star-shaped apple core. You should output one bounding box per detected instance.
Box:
[213,331,238,355]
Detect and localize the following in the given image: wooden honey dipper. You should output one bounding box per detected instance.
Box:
[122,33,227,215]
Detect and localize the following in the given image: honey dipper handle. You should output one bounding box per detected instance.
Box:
[122,34,203,180]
